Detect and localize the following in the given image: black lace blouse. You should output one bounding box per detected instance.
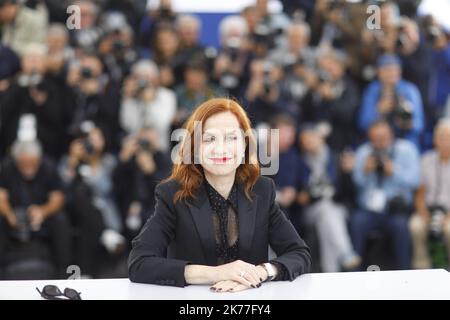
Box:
[204,179,239,265]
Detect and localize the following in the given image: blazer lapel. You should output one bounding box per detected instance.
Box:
[237,183,258,260]
[187,183,217,265]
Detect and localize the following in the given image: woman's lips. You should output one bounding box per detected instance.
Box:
[209,157,232,164]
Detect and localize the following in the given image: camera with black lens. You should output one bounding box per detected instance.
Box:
[425,25,443,44]
[135,78,150,95]
[81,138,95,155]
[307,178,335,202]
[372,149,390,176]
[10,207,31,243]
[262,62,274,95]
[253,23,273,48]
[224,37,241,63]
[78,120,95,155]
[428,205,447,241]
[395,24,409,51]
[393,95,413,122]
[138,138,154,153]
[112,39,125,52]
[80,67,93,79]
[317,69,332,84]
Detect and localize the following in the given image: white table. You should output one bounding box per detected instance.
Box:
[0,269,449,300]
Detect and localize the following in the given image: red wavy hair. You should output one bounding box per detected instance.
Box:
[164,98,261,204]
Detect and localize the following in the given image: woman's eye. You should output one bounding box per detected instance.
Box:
[227,135,238,141]
[203,136,215,143]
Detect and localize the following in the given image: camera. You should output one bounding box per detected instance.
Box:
[396,25,408,50]
[82,138,95,155]
[428,205,447,241]
[138,138,153,153]
[136,79,149,93]
[393,95,413,122]
[253,23,273,49]
[78,120,95,155]
[425,25,443,44]
[80,67,93,79]
[112,39,126,52]
[224,37,241,63]
[317,69,332,84]
[10,207,31,243]
[307,178,335,202]
[372,149,390,176]
[262,62,274,95]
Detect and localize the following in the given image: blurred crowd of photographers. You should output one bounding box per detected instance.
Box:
[0,0,449,279]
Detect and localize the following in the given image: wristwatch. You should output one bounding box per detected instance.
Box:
[260,263,276,282]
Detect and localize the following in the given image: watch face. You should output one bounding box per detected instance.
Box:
[264,263,275,278]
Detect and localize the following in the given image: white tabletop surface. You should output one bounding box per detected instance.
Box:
[0,269,449,300]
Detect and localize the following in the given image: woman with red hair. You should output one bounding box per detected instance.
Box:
[128,98,311,292]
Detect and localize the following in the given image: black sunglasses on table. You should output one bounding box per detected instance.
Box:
[36,285,82,300]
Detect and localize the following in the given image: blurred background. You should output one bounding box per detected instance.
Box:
[0,0,449,280]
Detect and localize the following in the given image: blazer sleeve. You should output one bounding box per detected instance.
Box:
[128,183,190,287]
[267,178,312,280]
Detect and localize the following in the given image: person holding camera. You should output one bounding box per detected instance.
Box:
[301,48,360,151]
[244,59,281,127]
[113,127,171,242]
[59,123,126,278]
[351,120,420,270]
[0,139,70,279]
[120,59,176,152]
[295,123,360,272]
[358,54,424,148]
[213,15,252,97]
[409,119,450,269]
[0,43,68,160]
[138,0,177,50]
[65,53,122,153]
[97,12,137,83]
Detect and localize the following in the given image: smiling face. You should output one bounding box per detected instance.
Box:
[199,111,246,177]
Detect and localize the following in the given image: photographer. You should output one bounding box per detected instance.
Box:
[0,139,70,279]
[268,22,315,70]
[0,43,68,160]
[59,123,126,278]
[421,17,450,123]
[351,120,420,270]
[302,49,360,151]
[113,127,171,242]
[410,119,450,269]
[97,12,137,83]
[244,59,281,126]
[358,54,424,148]
[213,15,252,97]
[120,59,176,152]
[138,0,177,49]
[66,53,121,153]
[295,124,360,272]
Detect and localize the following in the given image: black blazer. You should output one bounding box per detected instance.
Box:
[128,175,312,287]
